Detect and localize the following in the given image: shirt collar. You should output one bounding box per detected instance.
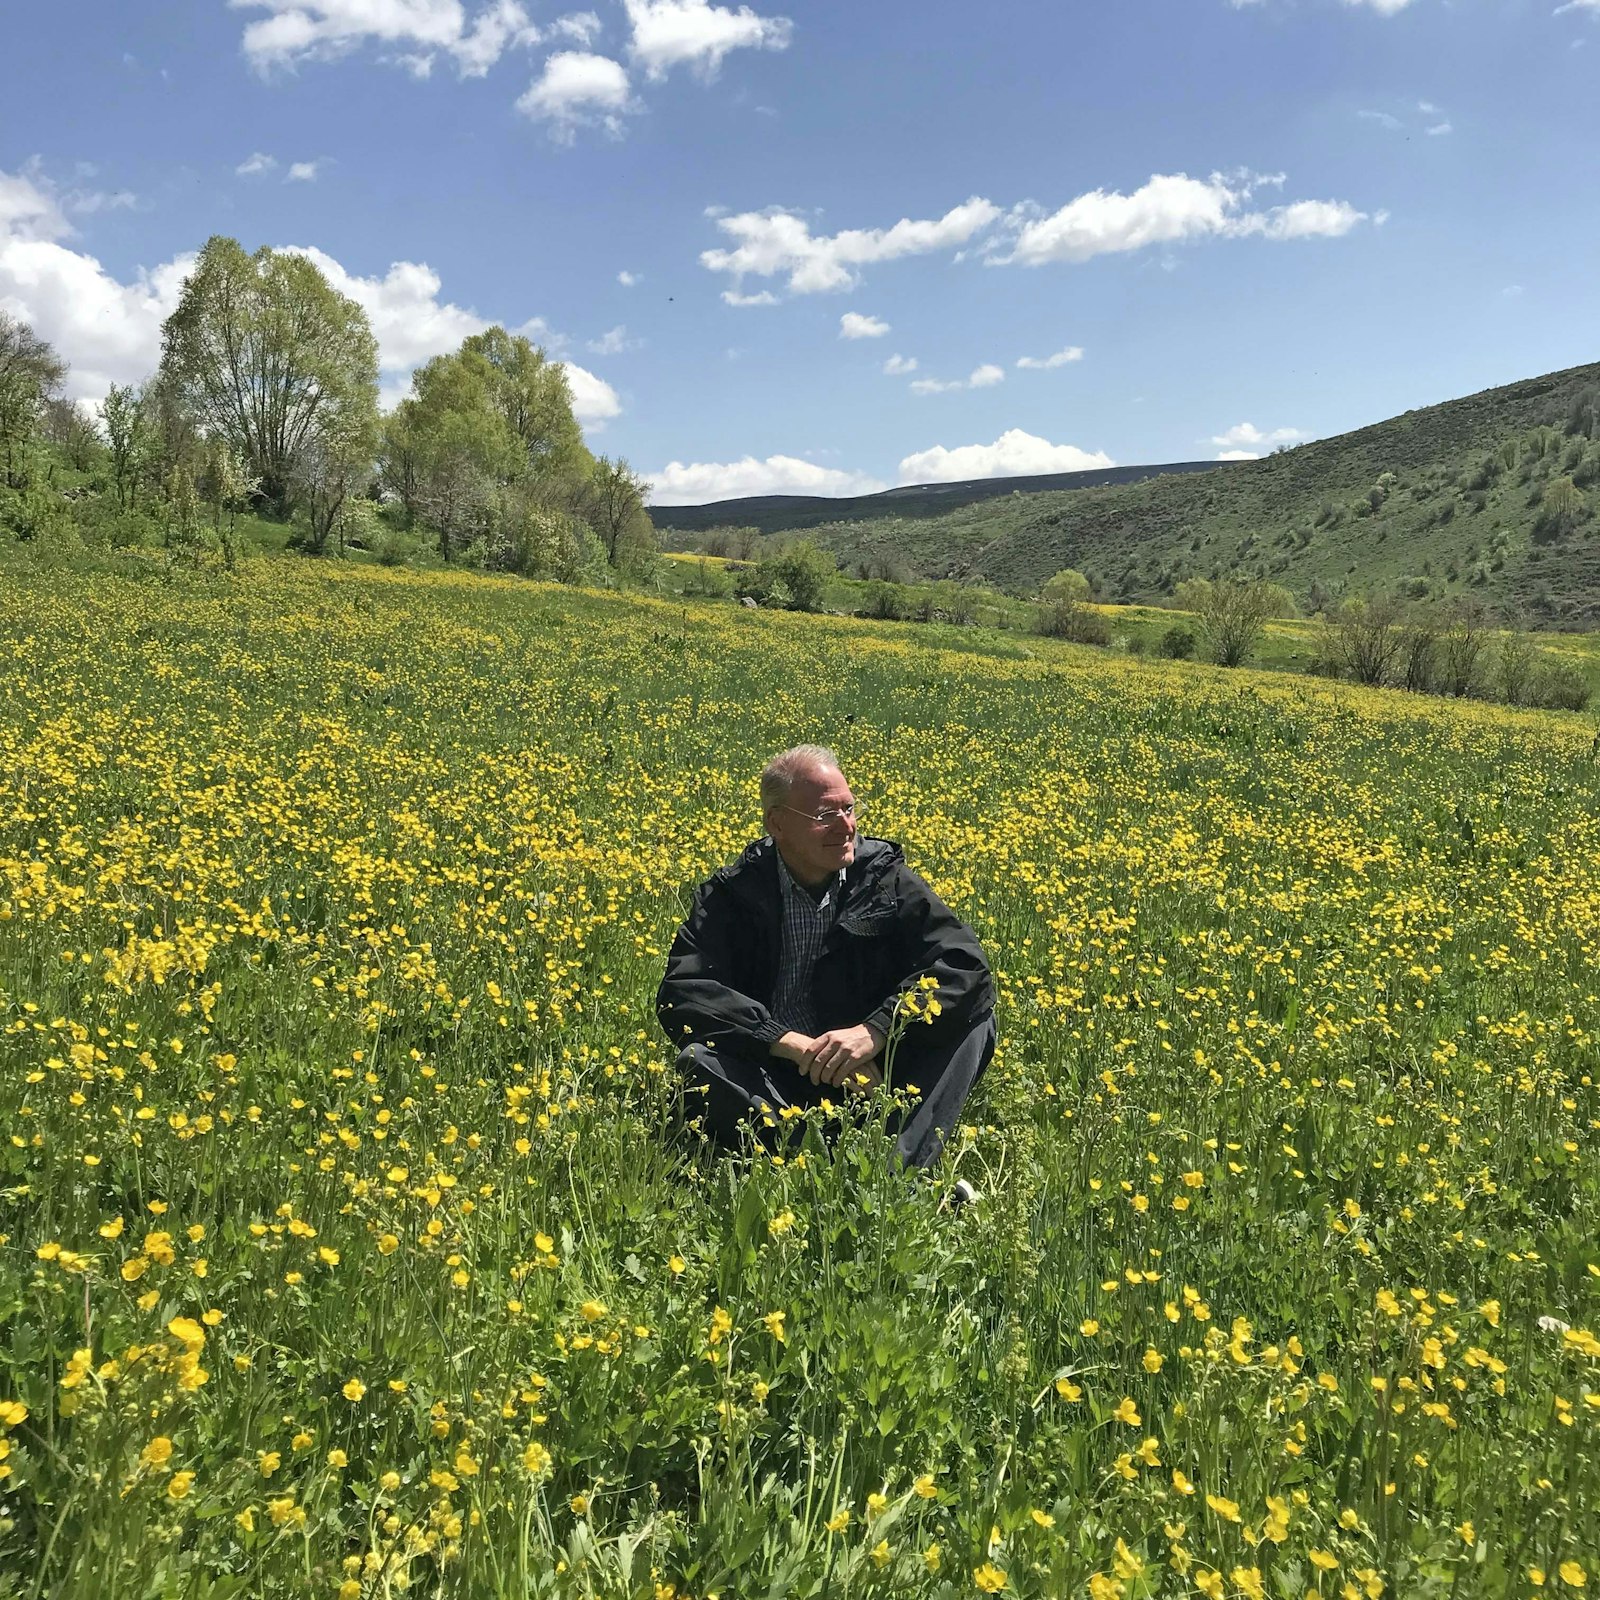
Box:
[773,844,845,909]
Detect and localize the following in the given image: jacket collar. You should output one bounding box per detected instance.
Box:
[720,834,901,914]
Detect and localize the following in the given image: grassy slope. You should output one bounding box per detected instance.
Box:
[667,360,1600,625]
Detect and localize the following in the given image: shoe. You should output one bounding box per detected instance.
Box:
[949,1177,979,1209]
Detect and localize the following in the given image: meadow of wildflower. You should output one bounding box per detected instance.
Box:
[1,555,1597,1600]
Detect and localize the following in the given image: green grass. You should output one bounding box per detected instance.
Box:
[2,551,1598,1597]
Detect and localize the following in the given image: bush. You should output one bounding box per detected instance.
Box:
[1532,660,1592,712]
[1036,599,1111,645]
[1160,625,1197,660]
[372,525,421,567]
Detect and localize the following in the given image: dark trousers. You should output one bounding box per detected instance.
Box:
[676,1014,996,1169]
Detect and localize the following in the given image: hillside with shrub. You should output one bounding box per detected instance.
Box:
[664,360,1600,626]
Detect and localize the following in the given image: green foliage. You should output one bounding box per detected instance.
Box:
[762,540,835,611]
[158,236,379,516]
[1160,624,1197,660]
[1197,578,1277,667]
[1040,567,1091,604]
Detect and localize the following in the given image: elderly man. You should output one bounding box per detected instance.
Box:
[656,745,996,1170]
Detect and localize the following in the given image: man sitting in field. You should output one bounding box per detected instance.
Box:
[656,745,996,1171]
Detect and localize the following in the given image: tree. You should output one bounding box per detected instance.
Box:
[1542,476,1585,535]
[1172,577,1213,614]
[583,455,655,567]
[1437,600,1490,698]
[158,236,379,515]
[388,351,519,563]
[1397,606,1442,694]
[294,395,378,556]
[766,541,834,611]
[40,398,101,471]
[462,326,590,484]
[102,385,156,510]
[1041,568,1091,605]
[0,312,66,489]
[1497,628,1538,706]
[1334,593,1407,686]
[1198,578,1276,667]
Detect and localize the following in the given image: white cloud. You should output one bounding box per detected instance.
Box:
[1556,0,1600,13]
[647,453,886,504]
[232,0,542,77]
[516,50,633,137]
[1357,109,1403,131]
[0,166,619,422]
[1217,450,1260,461]
[1210,422,1305,451]
[286,160,322,182]
[910,362,1004,395]
[897,429,1113,485]
[1016,344,1083,370]
[0,169,190,405]
[702,195,1000,294]
[623,0,792,80]
[1346,0,1416,11]
[992,172,1370,267]
[882,353,917,375]
[236,151,279,176]
[617,268,639,286]
[839,311,889,339]
[721,287,779,306]
[551,9,602,43]
[560,360,622,425]
[586,323,636,354]
[1426,121,1452,136]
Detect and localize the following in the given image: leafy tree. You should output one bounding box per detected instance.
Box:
[463,326,590,484]
[1198,578,1276,667]
[102,385,157,511]
[294,396,378,557]
[1397,606,1442,694]
[1497,629,1538,707]
[387,351,520,563]
[0,313,66,489]
[1171,576,1213,613]
[40,398,102,471]
[583,455,655,567]
[158,236,379,515]
[1041,568,1091,605]
[1334,593,1407,686]
[769,540,835,611]
[1542,476,1585,534]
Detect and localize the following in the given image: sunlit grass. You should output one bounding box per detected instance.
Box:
[1,556,1596,1598]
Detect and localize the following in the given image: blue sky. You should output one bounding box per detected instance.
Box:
[2,0,1597,503]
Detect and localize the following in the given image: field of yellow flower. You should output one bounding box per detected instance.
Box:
[2,555,1597,1599]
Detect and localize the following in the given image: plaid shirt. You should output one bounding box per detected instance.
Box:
[768,848,846,1037]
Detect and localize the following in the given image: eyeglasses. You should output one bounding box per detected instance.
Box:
[781,802,860,828]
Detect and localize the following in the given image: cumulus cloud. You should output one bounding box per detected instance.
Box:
[897,429,1113,485]
[0,167,619,424]
[1556,0,1600,13]
[286,160,322,182]
[1209,421,1306,451]
[516,51,633,137]
[647,453,886,505]
[586,323,637,354]
[721,287,779,306]
[231,0,542,77]
[882,353,917,375]
[839,311,889,339]
[702,196,1000,295]
[990,172,1371,267]
[551,9,603,42]
[623,0,792,80]
[617,268,639,286]
[1016,344,1083,370]
[910,363,1004,395]
[1216,450,1261,461]
[236,151,279,175]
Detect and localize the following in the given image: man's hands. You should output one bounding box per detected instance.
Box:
[772,1024,885,1092]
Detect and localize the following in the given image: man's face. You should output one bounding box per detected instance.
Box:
[767,763,858,886]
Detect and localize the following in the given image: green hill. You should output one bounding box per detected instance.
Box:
[665,360,1600,626]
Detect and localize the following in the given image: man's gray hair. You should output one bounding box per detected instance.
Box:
[760,745,842,812]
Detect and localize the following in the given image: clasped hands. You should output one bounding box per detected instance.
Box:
[773,1023,885,1092]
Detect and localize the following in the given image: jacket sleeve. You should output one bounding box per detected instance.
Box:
[861,864,995,1046]
[656,879,786,1057]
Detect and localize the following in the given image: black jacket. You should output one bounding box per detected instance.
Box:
[656,835,994,1061]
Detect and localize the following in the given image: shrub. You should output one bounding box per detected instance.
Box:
[1160,625,1197,660]
[1532,660,1592,712]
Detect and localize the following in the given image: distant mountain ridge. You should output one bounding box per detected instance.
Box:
[658,360,1600,626]
[650,461,1219,533]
